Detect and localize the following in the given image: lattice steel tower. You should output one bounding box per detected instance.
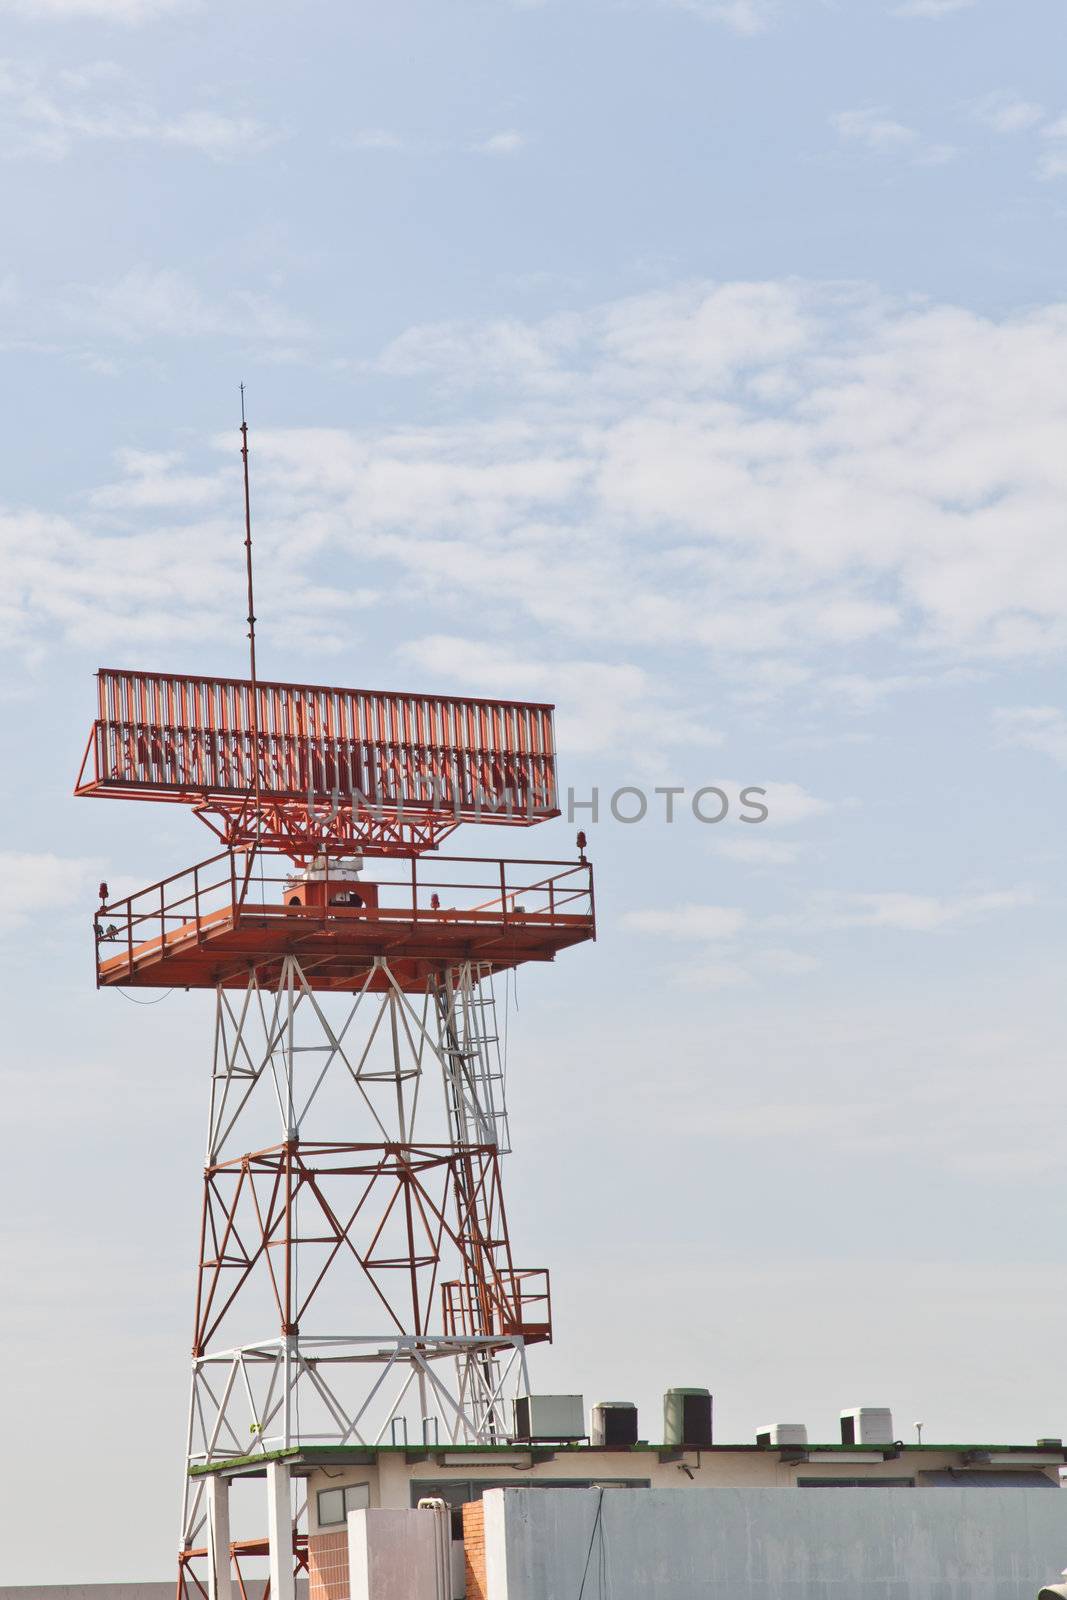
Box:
[76,426,595,1600]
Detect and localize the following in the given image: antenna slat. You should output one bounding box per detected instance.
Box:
[80,668,559,829]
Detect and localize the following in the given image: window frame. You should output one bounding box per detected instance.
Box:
[316,1482,371,1528]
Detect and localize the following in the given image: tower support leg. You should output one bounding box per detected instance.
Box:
[205,1476,233,1600]
[266,1461,296,1600]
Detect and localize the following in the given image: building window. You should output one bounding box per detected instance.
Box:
[798,1478,915,1488]
[317,1483,371,1527]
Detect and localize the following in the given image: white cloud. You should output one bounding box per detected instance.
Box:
[0,852,101,937]
[831,107,958,166]
[732,780,830,827]
[780,887,1035,934]
[634,927,825,990]
[87,448,224,510]
[10,277,1067,675]
[675,957,755,989]
[70,267,308,343]
[344,128,531,158]
[658,0,971,30]
[627,889,1034,944]
[1038,150,1067,180]
[472,129,527,155]
[376,280,812,394]
[0,494,363,663]
[819,671,944,712]
[666,0,777,32]
[398,634,719,760]
[0,60,273,160]
[670,943,818,990]
[1037,117,1067,179]
[623,904,748,940]
[832,107,918,151]
[623,883,1031,992]
[958,97,1067,180]
[0,0,191,17]
[348,128,405,151]
[971,90,1044,135]
[892,0,975,15]
[160,109,275,160]
[994,705,1067,768]
[715,837,805,865]
[915,141,960,166]
[755,945,819,975]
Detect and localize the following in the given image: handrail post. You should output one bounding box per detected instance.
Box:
[160,883,166,953]
[499,861,508,923]
[194,864,202,943]
[230,849,238,926]
[126,903,133,979]
[411,856,418,921]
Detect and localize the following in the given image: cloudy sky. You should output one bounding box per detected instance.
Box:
[3,0,1067,1581]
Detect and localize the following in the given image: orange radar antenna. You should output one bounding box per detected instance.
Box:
[239,384,263,833]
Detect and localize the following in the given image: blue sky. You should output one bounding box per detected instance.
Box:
[3,0,1067,1581]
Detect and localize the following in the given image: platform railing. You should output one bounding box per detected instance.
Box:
[442,1267,552,1344]
[93,845,594,981]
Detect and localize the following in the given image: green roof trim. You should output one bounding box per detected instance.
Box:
[188,1441,1065,1477]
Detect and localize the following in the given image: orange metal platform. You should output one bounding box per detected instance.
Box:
[94,847,595,992]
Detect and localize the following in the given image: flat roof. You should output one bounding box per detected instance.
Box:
[188,1441,1067,1477]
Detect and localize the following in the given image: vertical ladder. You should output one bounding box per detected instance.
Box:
[435,962,510,1154]
[432,962,514,1439]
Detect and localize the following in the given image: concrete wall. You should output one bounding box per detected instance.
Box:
[481,1485,1067,1600]
[347,1509,443,1600]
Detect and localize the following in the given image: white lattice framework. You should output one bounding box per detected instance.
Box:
[180,954,533,1553]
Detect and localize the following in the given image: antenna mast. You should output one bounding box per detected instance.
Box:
[239,384,263,831]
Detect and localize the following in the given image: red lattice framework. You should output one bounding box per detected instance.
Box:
[178,1534,307,1600]
[194,1140,551,1358]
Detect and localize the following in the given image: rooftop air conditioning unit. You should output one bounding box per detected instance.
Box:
[591,1402,639,1448]
[663,1388,713,1450]
[840,1407,894,1446]
[513,1394,585,1442]
[756,1423,808,1448]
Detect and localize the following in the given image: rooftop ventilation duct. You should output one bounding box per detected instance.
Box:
[591,1401,638,1448]
[664,1388,712,1449]
[513,1394,586,1442]
[840,1407,894,1446]
[756,1423,808,1447]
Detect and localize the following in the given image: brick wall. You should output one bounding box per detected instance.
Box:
[308,1530,349,1600]
[462,1501,487,1600]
